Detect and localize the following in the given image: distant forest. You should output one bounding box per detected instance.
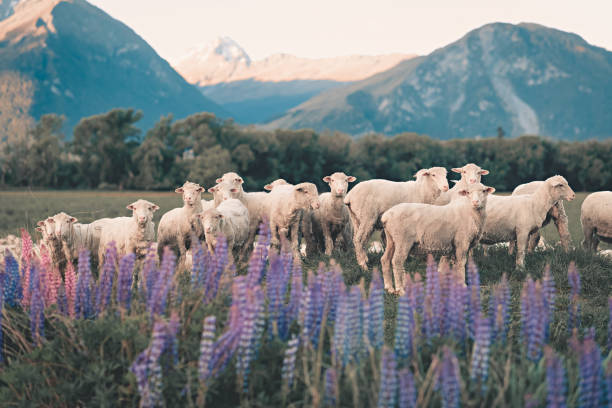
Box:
[1,108,611,192]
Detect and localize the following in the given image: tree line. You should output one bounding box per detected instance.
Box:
[1,108,611,192]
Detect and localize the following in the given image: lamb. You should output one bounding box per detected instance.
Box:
[480,175,575,267]
[195,198,250,263]
[302,172,356,256]
[264,179,290,190]
[511,180,572,252]
[381,183,495,294]
[435,163,489,205]
[343,167,449,270]
[203,183,226,210]
[157,181,205,263]
[98,199,159,265]
[265,182,320,260]
[580,191,612,251]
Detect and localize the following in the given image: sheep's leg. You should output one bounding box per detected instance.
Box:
[354,218,376,270]
[322,221,334,256]
[341,224,353,252]
[515,231,529,268]
[301,212,317,256]
[391,241,412,296]
[507,240,515,255]
[380,230,395,293]
[269,219,280,250]
[239,224,258,263]
[527,230,541,253]
[582,223,598,251]
[454,246,469,284]
[552,202,572,252]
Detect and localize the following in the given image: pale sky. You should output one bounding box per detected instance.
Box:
[89,0,611,62]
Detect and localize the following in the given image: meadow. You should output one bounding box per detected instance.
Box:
[0,190,610,407]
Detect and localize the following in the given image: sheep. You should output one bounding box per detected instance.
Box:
[302,172,356,256]
[265,182,320,260]
[157,181,205,264]
[344,167,449,270]
[511,180,572,252]
[48,212,113,268]
[435,163,489,205]
[264,179,290,190]
[381,182,495,294]
[195,198,250,263]
[204,183,227,210]
[580,191,612,251]
[479,175,575,268]
[98,199,159,265]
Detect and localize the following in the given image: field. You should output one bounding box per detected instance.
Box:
[0,189,611,406]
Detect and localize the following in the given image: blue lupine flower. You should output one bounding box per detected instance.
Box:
[398,368,417,408]
[2,251,22,307]
[567,262,581,332]
[368,269,384,350]
[324,367,338,407]
[577,328,604,408]
[117,253,135,311]
[281,336,299,389]
[470,313,491,392]
[394,290,415,361]
[544,346,567,408]
[377,347,398,408]
[75,250,94,319]
[198,316,216,383]
[607,297,611,352]
[467,259,481,339]
[489,274,510,344]
[29,265,45,343]
[96,242,117,315]
[237,285,264,391]
[439,346,461,408]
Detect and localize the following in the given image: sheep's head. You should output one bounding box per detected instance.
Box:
[50,212,78,241]
[216,172,244,194]
[36,218,57,242]
[210,183,240,202]
[323,172,356,197]
[127,199,159,227]
[458,183,495,209]
[415,167,449,193]
[264,179,290,191]
[293,183,320,210]
[451,163,489,184]
[176,181,204,207]
[197,209,224,241]
[546,175,575,202]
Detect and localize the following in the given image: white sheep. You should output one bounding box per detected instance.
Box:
[302,172,356,256]
[264,179,290,190]
[480,175,575,268]
[580,191,612,251]
[381,182,495,294]
[435,163,489,205]
[195,198,250,263]
[157,181,205,263]
[344,167,449,270]
[511,180,572,252]
[265,182,320,260]
[98,199,159,265]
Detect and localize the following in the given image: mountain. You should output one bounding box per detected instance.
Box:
[266,23,612,140]
[0,0,226,133]
[173,38,413,123]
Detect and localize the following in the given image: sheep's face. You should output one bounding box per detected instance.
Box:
[293,183,320,210]
[458,183,495,209]
[51,212,78,241]
[415,167,449,193]
[127,199,159,227]
[264,179,290,191]
[323,172,356,197]
[216,172,244,195]
[198,210,223,238]
[211,183,240,202]
[451,163,489,184]
[36,219,57,242]
[176,181,204,207]
[547,176,575,202]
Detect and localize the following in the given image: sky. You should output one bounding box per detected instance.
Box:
[89,0,611,62]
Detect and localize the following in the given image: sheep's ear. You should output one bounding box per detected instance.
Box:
[459,190,469,196]
[37,220,45,226]
[35,226,43,232]
[127,204,136,210]
[175,187,184,193]
[215,178,224,184]
[451,167,463,174]
[347,176,356,183]
[150,205,160,212]
[69,217,78,223]
[485,187,495,194]
[414,170,430,178]
[208,186,217,193]
[196,186,204,192]
[46,217,54,224]
[479,169,489,175]
[322,176,331,183]
[235,177,243,184]
[264,184,273,191]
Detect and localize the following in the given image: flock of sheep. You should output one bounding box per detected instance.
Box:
[28,164,612,295]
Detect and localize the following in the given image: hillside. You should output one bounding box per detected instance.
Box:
[266,23,612,140]
[0,0,226,132]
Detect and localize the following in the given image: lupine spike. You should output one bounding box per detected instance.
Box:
[398,368,417,408]
[237,285,264,391]
[470,312,491,392]
[324,368,338,407]
[607,297,611,352]
[29,265,45,343]
[64,260,76,318]
[20,229,33,308]
[117,253,136,311]
[577,328,604,408]
[0,289,3,361]
[377,347,398,408]
[96,242,117,315]
[368,269,384,350]
[567,262,581,332]
[3,251,22,307]
[439,346,461,408]
[198,316,217,383]
[394,290,415,360]
[281,336,299,390]
[74,250,93,319]
[467,258,481,339]
[544,346,567,408]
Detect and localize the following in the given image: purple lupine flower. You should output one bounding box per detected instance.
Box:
[577,328,604,408]
[398,368,417,408]
[567,262,581,332]
[198,316,216,383]
[29,265,45,343]
[166,311,180,367]
[56,283,68,317]
[408,273,424,318]
[467,259,481,339]
[521,278,547,361]
[148,247,176,319]
[542,265,556,324]
[470,312,491,392]
[423,255,442,340]
[3,251,22,307]
[283,263,303,335]
[130,320,168,408]
[368,269,384,350]
[324,367,338,407]
[346,285,364,364]
[325,263,344,324]
[438,346,461,408]
[0,288,4,361]
[299,271,315,344]
[544,346,566,408]
[607,297,611,352]
[605,359,612,408]
[377,347,398,408]
[141,244,158,301]
[237,285,265,391]
[439,264,453,337]
[446,275,467,343]
[266,254,287,337]
[190,235,205,287]
[247,221,270,287]
[489,274,510,344]
[308,271,327,349]
[281,336,299,389]
[332,289,348,367]
[394,290,415,361]
[117,253,135,311]
[75,250,94,319]
[96,242,117,315]
[208,319,241,377]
